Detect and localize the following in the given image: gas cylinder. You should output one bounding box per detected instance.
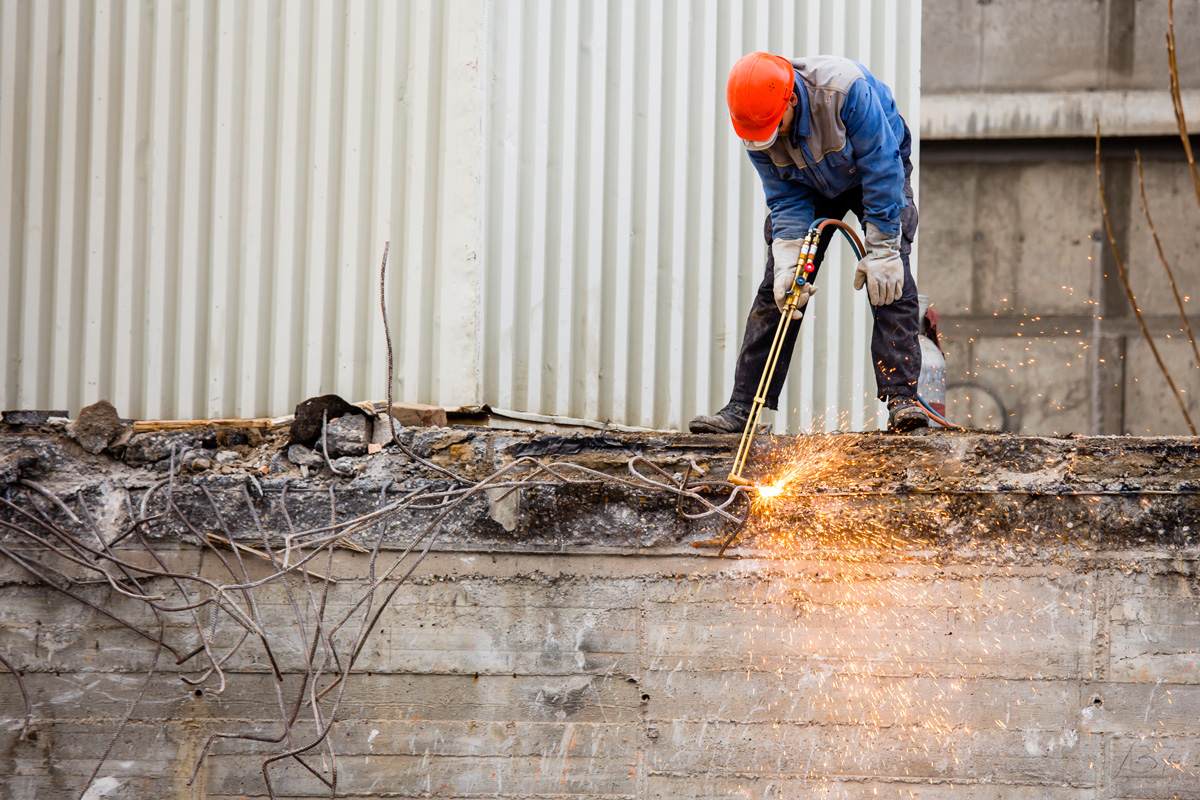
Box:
[917,294,947,427]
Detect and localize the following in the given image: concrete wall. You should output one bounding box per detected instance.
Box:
[919,150,1200,435]
[1,427,1199,798]
[4,545,1199,799]
[920,0,1200,435]
[923,0,1200,94]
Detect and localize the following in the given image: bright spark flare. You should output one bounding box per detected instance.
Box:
[755,467,801,506]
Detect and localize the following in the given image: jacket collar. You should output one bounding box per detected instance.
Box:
[788,69,810,143]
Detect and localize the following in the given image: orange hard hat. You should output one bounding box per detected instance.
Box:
[726,52,794,143]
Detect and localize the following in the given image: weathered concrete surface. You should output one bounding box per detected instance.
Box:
[0,426,1198,799]
[919,152,1200,436]
[919,1,1200,437]
[922,0,1200,138]
[922,0,1200,95]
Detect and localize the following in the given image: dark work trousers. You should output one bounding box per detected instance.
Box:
[729,163,921,410]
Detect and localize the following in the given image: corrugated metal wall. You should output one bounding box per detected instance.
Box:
[0,0,482,421]
[1,0,920,432]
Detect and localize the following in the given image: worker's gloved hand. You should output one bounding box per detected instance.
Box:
[772,238,818,321]
[853,221,904,306]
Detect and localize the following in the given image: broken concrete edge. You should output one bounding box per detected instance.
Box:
[4,401,667,436]
[3,426,1200,557]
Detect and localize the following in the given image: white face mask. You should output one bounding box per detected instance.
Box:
[743,129,779,151]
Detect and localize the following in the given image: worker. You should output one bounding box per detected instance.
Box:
[689,52,927,434]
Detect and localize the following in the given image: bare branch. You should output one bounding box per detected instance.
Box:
[1095,122,1197,433]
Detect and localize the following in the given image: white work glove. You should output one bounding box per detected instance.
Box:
[772,238,818,321]
[853,221,904,306]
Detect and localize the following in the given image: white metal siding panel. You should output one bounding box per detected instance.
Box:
[482,0,921,432]
[2,0,918,431]
[0,0,483,420]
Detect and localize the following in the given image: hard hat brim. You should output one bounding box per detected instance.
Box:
[731,113,784,144]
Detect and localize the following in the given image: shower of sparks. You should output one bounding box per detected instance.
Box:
[719,430,1100,790]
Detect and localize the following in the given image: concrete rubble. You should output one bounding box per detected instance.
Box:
[0,416,1198,799]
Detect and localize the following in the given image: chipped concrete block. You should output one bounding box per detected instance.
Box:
[486,486,520,532]
[387,402,448,429]
[370,415,397,446]
[1,409,68,425]
[66,400,124,454]
[287,443,322,467]
[326,413,372,457]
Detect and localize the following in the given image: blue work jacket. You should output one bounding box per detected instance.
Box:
[747,57,911,241]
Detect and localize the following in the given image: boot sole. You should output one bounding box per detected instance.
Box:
[888,410,930,433]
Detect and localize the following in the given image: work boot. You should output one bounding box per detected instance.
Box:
[887,395,930,432]
[688,401,753,434]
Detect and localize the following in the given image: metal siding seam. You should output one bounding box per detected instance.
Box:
[511,0,535,411]
[323,0,348,401]
[649,0,675,428]
[597,0,615,421]
[389,0,413,404]
[635,0,663,428]
[664,0,688,429]
[348,0,374,402]
[695,0,719,428]
[176,0,205,417]
[513,2,532,412]
[83,0,112,405]
[446,0,484,406]
[402,0,433,403]
[236,0,266,416]
[417,0,440,403]
[366,0,398,407]
[208,0,237,417]
[271,1,305,414]
[352,0,378,403]
[398,0,423,404]
[567,2,587,419]
[778,0,795,57]
[609,0,634,424]
[145,0,172,418]
[553,0,581,420]
[494,0,521,410]
[51,4,80,410]
[337,0,366,403]
[678,0,699,427]
[480,0,507,408]
[259,1,285,415]
[162,1,186,419]
[621,0,641,424]
[113,0,141,416]
[21,0,52,410]
[534,0,559,417]
[426,0,469,407]
[539,0,564,416]
[304,0,336,403]
[587,0,608,423]
[433,0,470,404]
[0,0,18,408]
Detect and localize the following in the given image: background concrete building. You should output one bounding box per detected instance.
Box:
[920,0,1200,435]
